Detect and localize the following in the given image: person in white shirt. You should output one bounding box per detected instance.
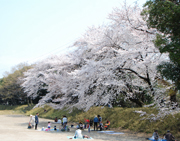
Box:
[57,118,61,124]
[29,115,35,127]
[74,128,83,139]
[62,115,68,128]
[74,127,90,139]
[63,116,67,124]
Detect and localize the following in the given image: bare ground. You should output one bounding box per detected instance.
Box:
[0,114,150,141]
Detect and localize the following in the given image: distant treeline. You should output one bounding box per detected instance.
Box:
[0,63,40,106]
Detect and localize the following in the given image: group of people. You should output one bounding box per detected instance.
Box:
[93,115,102,131]
[73,115,111,139]
[54,117,61,123]
[54,116,67,125]
[28,114,177,141]
[93,115,110,131]
[28,113,68,131]
[28,113,39,130]
[77,115,110,131]
[48,115,68,131]
[152,130,176,141]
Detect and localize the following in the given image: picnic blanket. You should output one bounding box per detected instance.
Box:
[67,136,93,139]
[98,131,124,134]
[37,128,60,131]
[148,136,166,141]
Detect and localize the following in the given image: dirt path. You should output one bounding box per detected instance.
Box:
[0,114,148,141]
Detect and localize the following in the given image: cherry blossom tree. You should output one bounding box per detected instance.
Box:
[21,4,170,112]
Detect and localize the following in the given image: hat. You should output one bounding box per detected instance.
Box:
[167,130,170,132]
[30,115,32,116]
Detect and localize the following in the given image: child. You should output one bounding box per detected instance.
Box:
[54,125,57,131]
[104,120,110,130]
[28,122,32,129]
[47,122,51,131]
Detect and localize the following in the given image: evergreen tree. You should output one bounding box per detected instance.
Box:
[142,0,180,89]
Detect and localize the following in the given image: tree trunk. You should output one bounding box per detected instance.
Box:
[27,97,29,107]
[30,97,33,106]
[129,98,143,107]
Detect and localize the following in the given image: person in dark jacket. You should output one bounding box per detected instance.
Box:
[153,130,159,141]
[35,113,39,130]
[93,115,99,131]
[165,130,175,141]
[98,115,102,122]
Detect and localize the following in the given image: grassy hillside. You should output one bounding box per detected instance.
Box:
[1,105,180,139]
[25,105,180,139]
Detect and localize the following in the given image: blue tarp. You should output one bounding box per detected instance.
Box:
[148,136,166,141]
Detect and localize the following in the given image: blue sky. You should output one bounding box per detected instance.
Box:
[0,0,147,78]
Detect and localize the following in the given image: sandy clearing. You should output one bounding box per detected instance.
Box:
[0,115,148,141]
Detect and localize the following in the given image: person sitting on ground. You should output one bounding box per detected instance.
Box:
[165,130,175,141]
[54,125,57,131]
[54,117,57,122]
[79,121,83,129]
[74,127,90,139]
[153,130,159,141]
[28,122,32,129]
[57,118,61,124]
[104,120,110,130]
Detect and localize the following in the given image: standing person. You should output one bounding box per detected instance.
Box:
[98,115,102,123]
[93,115,99,131]
[98,115,102,130]
[63,115,68,128]
[165,130,175,141]
[29,115,35,128]
[90,119,93,126]
[153,130,159,141]
[47,121,51,131]
[35,113,39,130]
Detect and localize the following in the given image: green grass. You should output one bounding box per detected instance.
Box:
[1,105,180,140]
[0,105,34,115]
